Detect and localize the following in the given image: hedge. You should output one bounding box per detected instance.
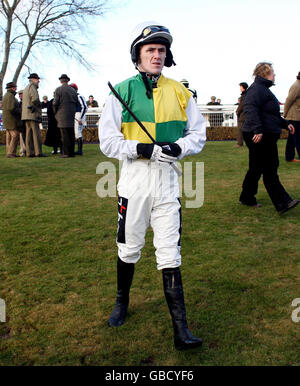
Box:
[0,126,288,145]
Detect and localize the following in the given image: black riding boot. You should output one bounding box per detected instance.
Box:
[109,257,135,327]
[162,267,203,350]
[75,138,83,155]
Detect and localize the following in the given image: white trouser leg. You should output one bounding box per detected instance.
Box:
[151,198,181,270]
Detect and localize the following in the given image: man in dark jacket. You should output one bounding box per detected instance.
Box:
[2,82,21,157]
[53,74,78,157]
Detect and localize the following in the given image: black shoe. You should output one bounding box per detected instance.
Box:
[278,199,300,215]
[108,257,135,327]
[239,201,262,208]
[37,154,47,157]
[162,268,203,350]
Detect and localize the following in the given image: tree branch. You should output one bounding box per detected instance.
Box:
[0,0,113,97]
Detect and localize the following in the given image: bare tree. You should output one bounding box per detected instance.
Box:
[0,0,112,98]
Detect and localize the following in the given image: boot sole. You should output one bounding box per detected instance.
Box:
[278,200,300,215]
[175,339,203,350]
[108,319,125,327]
[108,304,128,327]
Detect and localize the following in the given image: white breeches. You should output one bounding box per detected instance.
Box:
[117,159,182,270]
[74,113,85,139]
[74,122,82,139]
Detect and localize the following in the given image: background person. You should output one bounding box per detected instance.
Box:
[70,83,87,155]
[44,94,61,154]
[235,82,248,147]
[2,82,21,158]
[283,71,300,163]
[180,78,198,102]
[99,21,206,350]
[53,74,78,158]
[41,95,50,109]
[206,96,219,127]
[21,73,45,157]
[86,95,99,108]
[239,62,299,214]
[17,90,26,156]
[216,98,224,126]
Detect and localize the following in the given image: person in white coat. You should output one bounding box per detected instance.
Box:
[70,83,87,155]
[99,22,206,350]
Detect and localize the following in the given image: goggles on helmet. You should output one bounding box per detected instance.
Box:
[131,25,172,51]
[142,25,170,37]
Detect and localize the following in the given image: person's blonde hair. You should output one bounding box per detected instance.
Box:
[253,62,273,78]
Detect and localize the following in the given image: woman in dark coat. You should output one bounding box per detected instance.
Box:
[44,98,61,154]
[235,82,248,147]
[239,62,299,215]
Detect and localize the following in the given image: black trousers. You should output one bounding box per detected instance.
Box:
[240,131,292,211]
[60,127,75,156]
[285,120,300,161]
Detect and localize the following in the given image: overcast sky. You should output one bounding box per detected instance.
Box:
[15,0,300,106]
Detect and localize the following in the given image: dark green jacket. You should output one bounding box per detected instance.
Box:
[2,90,21,130]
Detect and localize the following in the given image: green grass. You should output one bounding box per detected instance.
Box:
[0,141,299,366]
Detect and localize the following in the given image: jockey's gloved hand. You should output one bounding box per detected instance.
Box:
[159,142,182,157]
[137,143,178,163]
[137,143,155,159]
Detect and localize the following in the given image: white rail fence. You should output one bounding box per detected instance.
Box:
[0,105,285,130]
[199,105,238,127]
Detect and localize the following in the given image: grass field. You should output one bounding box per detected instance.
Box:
[0,140,299,366]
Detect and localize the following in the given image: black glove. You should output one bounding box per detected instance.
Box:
[158,142,182,157]
[137,142,182,158]
[137,143,154,159]
[27,105,36,113]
